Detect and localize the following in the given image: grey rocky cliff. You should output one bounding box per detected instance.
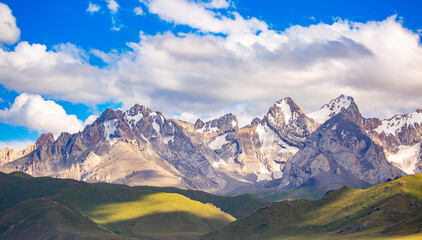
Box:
[309,95,422,174]
[281,113,405,193]
[262,97,320,148]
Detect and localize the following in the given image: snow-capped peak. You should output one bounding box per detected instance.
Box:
[308,94,355,124]
[374,109,422,136]
[124,104,162,128]
[270,97,305,125]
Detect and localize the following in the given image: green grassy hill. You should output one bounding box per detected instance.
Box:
[134,185,268,219]
[202,174,422,240]
[1,172,267,239]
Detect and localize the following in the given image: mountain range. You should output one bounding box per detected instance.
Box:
[1,94,421,197]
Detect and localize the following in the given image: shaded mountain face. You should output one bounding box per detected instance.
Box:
[308,94,422,175]
[281,113,405,197]
[0,95,417,196]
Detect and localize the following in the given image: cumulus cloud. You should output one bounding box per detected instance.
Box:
[84,114,99,126]
[87,3,101,13]
[0,93,84,137]
[105,0,119,14]
[1,0,422,126]
[0,3,20,45]
[0,41,119,103]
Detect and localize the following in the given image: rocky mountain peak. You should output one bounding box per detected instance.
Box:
[371,109,422,138]
[268,97,305,125]
[195,113,238,134]
[260,97,319,147]
[35,133,54,148]
[95,108,119,124]
[127,104,153,118]
[308,94,363,127]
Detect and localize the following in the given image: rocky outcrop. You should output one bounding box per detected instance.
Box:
[35,133,54,147]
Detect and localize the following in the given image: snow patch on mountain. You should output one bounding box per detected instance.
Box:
[275,99,292,124]
[104,119,118,145]
[212,159,228,168]
[209,134,229,150]
[125,113,143,127]
[153,121,160,134]
[256,123,298,155]
[387,143,420,174]
[163,136,175,144]
[256,162,272,182]
[374,111,422,136]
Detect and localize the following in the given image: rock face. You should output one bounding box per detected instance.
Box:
[364,110,422,174]
[281,113,405,195]
[0,95,417,196]
[308,95,422,175]
[0,144,36,166]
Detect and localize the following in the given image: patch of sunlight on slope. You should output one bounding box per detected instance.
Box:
[87,192,236,224]
[303,174,422,227]
[270,232,422,240]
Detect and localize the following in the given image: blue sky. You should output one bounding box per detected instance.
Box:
[0,0,422,149]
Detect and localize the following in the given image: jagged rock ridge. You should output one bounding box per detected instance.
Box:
[0,95,413,195]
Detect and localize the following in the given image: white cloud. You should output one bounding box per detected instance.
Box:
[105,0,119,14]
[84,114,98,126]
[202,0,231,9]
[0,140,35,151]
[0,41,119,103]
[87,3,101,13]
[1,0,422,126]
[0,93,85,137]
[134,7,144,15]
[0,3,20,45]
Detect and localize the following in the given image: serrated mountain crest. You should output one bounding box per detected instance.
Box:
[262,97,320,147]
[308,94,363,127]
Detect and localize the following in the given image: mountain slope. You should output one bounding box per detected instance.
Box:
[202,174,422,240]
[0,172,267,239]
[0,198,124,240]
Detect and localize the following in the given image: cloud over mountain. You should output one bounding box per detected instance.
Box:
[0,1,421,129]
